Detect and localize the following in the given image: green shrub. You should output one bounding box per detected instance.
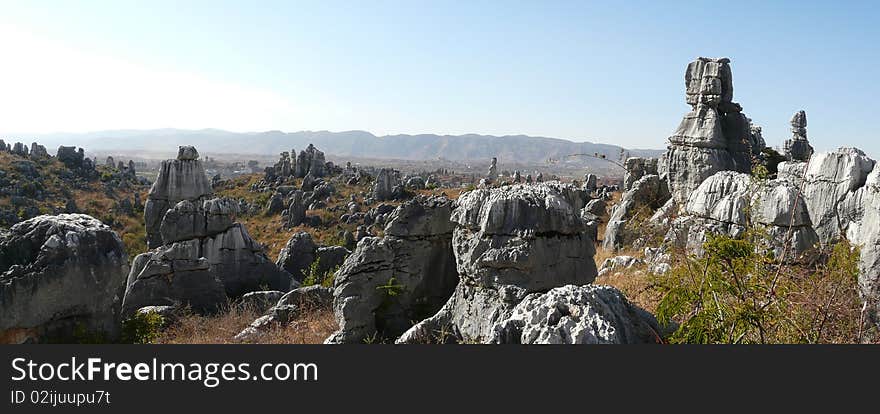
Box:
[654,232,864,344]
[121,311,165,344]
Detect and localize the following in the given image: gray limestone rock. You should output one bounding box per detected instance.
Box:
[373,168,403,201]
[667,171,818,262]
[325,196,458,343]
[489,285,662,344]
[783,110,814,162]
[662,58,753,203]
[398,183,598,344]
[287,191,307,227]
[29,143,49,160]
[0,214,129,343]
[121,223,292,316]
[144,147,214,248]
[603,174,671,251]
[797,148,874,244]
[276,232,317,283]
[623,157,658,191]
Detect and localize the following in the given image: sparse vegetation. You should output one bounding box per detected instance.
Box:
[155,303,336,344]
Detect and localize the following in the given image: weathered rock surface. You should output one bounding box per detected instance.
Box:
[373,168,403,201]
[326,196,458,343]
[667,171,818,261]
[0,214,129,343]
[797,148,874,243]
[398,183,598,344]
[839,165,880,330]
[234,285,333,342]
[158,198,237,244]
[276,232,317,283]
[122,222,292,316]
[144,146,213,248]
[662,57,755,203]
[783,110,814,162]
[287,191,306,227]
[294,144,326,178]
[239,290,286,313]
[597,256,644,277]
[489,285,662,344]
[603,174,670,251]
[623,157,658,191]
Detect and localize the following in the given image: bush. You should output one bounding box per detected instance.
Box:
[653,233,864,344]
[121,311,165,344]
[302,258,339,288]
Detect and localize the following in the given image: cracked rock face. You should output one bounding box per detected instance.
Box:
[124,146,292,316]
[0,214,129,343]
[798,148,874,243]
[489,285,662,344]
[666,171,818,261]
[122,222,292,316]
[840,165,880,329]
[603,174,670,251]
[144,146,213,248]
[662,57,755,203]
[326,196,458,343]
[623,157,658,191]
[397,183,598,344]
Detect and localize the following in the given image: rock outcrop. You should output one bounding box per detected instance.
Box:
[487,157,498,181]
[397,183,598,344]
[623,157,658,191]
[603,174,670,251]
[662,57,755,203]
[666,171,818,261]
[123,146,291,316]
[0,214,128,343]
[783,110,814,162]
[372,168,403,201]
[489,285,662,344]
[796,148,874,244]
[143,146,213,248]
[326,196,458,343]
[294,144,326,178]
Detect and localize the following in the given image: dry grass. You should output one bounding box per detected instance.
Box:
[156,304,337,344]
[594,246,662,313]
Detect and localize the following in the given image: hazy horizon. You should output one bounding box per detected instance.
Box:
[1,1,878,156]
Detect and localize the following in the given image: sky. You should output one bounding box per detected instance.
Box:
[0,0,878,155]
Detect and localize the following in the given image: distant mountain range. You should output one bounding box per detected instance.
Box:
[11,129,664,165]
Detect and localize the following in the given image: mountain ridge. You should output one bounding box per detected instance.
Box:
[5,129,664,164]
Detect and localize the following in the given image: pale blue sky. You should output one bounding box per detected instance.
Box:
[0,0,877,155]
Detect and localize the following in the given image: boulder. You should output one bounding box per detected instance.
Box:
[326,196,458,343]
[122,222,292,316]
[0,214,129,343]
[234,285,333,342]
[489,285,662,344]
[265,192,284,215]
[276,232,317,284]
[239,291,286,313]
[398,183,597,344]
[287,191,307,227]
